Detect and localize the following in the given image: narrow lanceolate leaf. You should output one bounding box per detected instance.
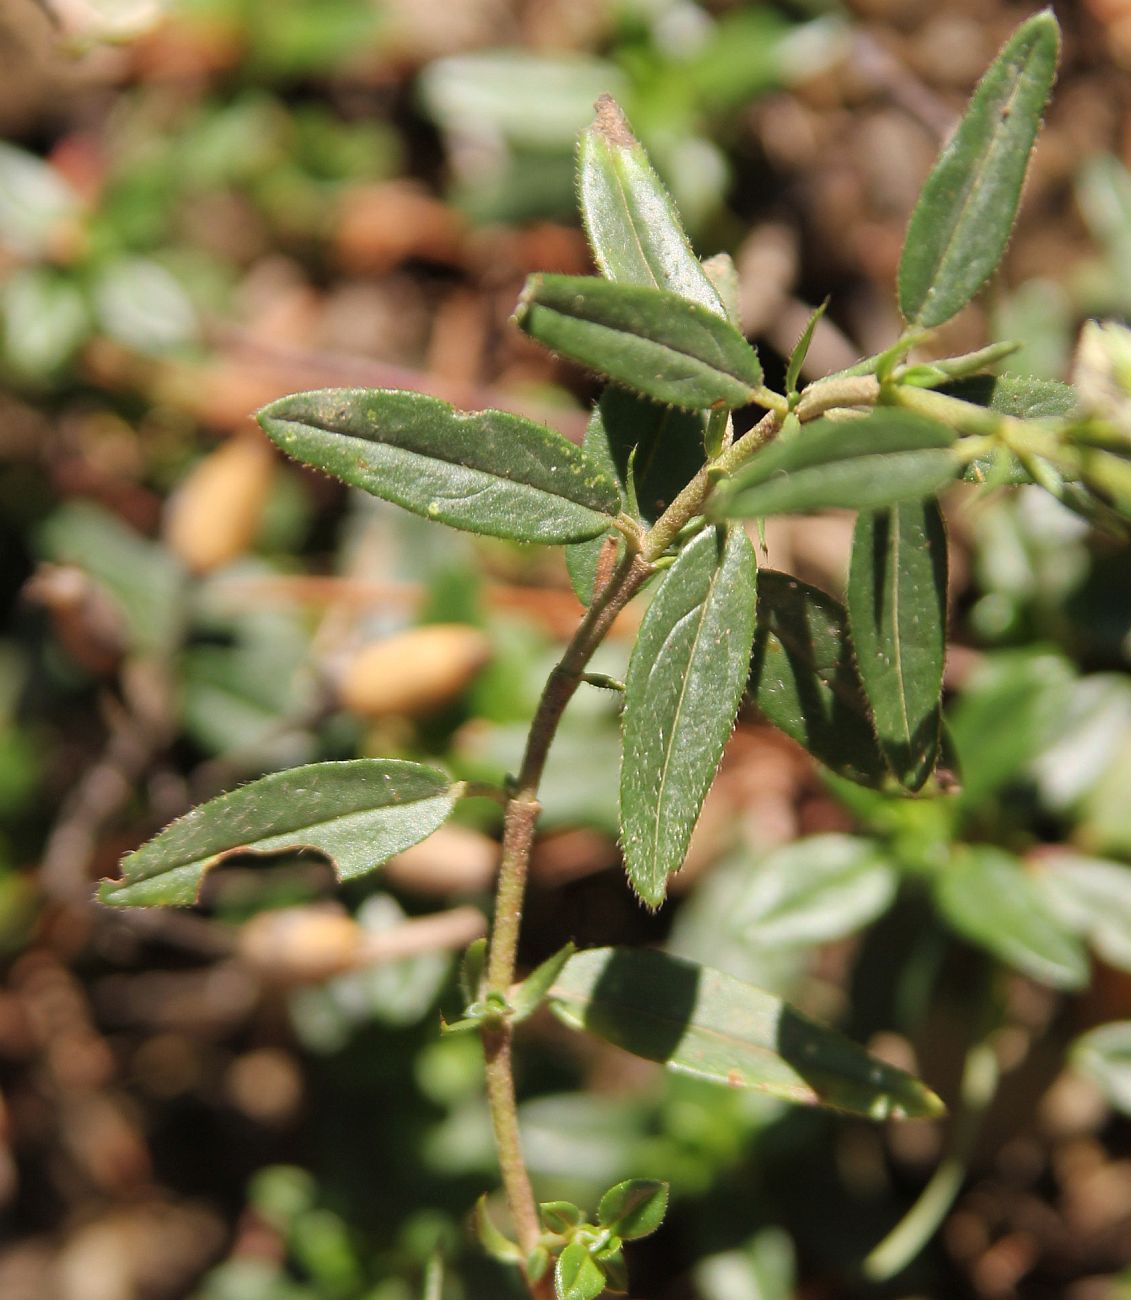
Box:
[510,941,576,1023]
[566,389,704,604]
[749,572,888,788]
[257,389,620,545]
[785,298,829,395]
[621,526,758,908]
[579,95,725,316]
[99,760,455,907]
[548,947,944,1119]
[898,12,1060,329]
[712,411,958,518]
[514,275,763,411]
[934,846,1088,991]
[848,499,948,790]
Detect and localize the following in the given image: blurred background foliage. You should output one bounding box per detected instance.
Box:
[3,0,1131,1297]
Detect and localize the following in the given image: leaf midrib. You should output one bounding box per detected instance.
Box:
[129,790,450,880]
[540,302,756,391]
[274,417,613,515]
[643,548,726,867]
[888,509,913,748]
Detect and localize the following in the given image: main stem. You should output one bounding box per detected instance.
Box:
[479,404,788,1293]
[482,548,651,1277]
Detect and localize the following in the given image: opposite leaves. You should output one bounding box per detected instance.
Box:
[848,499,948,790]
[514,275,763,411]
[100,760,455,907]
[621,526,757,908]
[898,12,1060,329]
[258,388,621,545]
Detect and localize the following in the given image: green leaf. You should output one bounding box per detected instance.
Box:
[473,1196,523,1263]
[511,941,576,1023]
[566,389,704,604]
[621,525,758,907]
[38,500,186,657]
[459,937,487,1005]
[419,51,626,152]
[933,845,1088,990]
[1079,446,1131,521]
[0,141,80,258]
[1,267,90,380]
[947,648,1075,809]
[949,373,1079,484]
[848,498,948,790]
[527,1247,551,1283]
[548,947,944,1119]
[785,298,828,395]
[712,410,958,518]
[734,835,897,949]
[257,388,621,545]
[92,255,199,355]
[539,1201,585,1234]
[596,1179,669,1240]
[702,252,741,326]
[896,340,1022,388]
[579,96,725,317]
[694,1227,797,1300]
[748,572,888,788]
[514,275,763,411]
[962,371,1078,419]
[1073,1021,1131,1115]
[555,1240,605,1300]
[1037,854,1131,972]
[898,12,1060,329]
[597,1246,627,1294]
[99,759,455,907]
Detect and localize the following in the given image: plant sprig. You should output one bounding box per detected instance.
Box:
[99,13,1131,1296]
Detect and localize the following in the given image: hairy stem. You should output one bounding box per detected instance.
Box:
[482,548,651,1279]
[643,408,782,558]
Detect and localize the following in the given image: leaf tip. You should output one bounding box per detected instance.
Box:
[919,1086,948,1120]
[512,274,542,329]
[628,874,666,913]
[591,94,635,148]
[1026,7,1061,38]
[95,878,123,907]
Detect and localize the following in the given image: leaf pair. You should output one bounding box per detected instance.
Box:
[748,516,948,796]
[621,497,948,908]
[710,416,951,795]
[516,96,762,412]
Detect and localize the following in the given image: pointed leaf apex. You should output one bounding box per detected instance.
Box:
[592,94,635,147]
